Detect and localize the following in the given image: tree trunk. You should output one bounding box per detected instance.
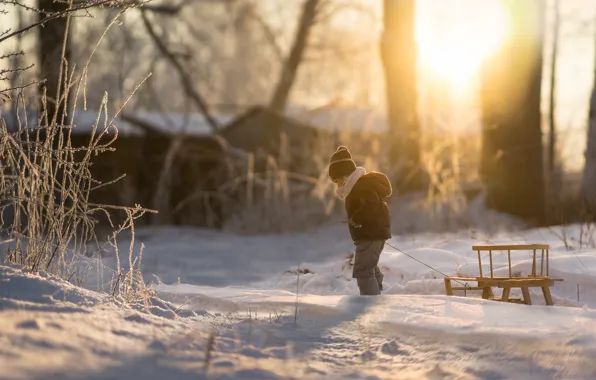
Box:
[380,0,422,191]
[548,0,559,176]
[580,19,596,206]
[581,88,596,205]
[268,0,319,114]
[480,0,546,225]
[38,0,71,124]
[263,0,318,160]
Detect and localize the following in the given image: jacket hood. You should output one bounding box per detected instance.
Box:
[359,172,392,198]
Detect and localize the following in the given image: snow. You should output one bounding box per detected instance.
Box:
[88,218,596,308]
[125,110,236,135]
[3,216,596,378]
[283,104,482,136]
[2,104,485,138]
[1,108,137,135]
[0,109,233,136]
[285,105,388,133]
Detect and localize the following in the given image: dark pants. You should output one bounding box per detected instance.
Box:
[353,240,385,295]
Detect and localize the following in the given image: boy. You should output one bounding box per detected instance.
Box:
[329,146,392,295]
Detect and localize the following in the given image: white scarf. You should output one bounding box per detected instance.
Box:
[335,167,366,201]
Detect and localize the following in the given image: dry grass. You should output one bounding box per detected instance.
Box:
[0,0,156,304]
[221,142,337,234]
[419,128,482,228]
[218,118,486,234]
[221,128,387,234]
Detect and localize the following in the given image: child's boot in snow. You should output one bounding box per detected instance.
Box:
[357,275,380,295]
[374,266,384,292]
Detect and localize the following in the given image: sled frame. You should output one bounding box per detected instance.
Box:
[444,244,563,305]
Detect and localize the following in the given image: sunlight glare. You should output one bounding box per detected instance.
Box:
[416,0,509,93]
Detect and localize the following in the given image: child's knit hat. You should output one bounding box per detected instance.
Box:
[328,146,357,181]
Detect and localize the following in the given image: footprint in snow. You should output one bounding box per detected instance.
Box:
[112,329,144,340]
[360,350,376,362]
[379,340,410,356]
[124,314,151,324]
[148,340,168,351]
[239,347,272,359]
[459,345,480,353]
[566,336,590,346]
[16,320,41,330]
[426,364,454,379]
[213,360,234,368]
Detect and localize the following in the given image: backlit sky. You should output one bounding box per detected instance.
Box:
[416,0,596,171]
[1,0,595,171]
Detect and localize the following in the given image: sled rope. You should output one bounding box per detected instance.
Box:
[385,241,468,287]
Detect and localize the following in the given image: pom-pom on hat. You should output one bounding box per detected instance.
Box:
[328,146,357,181]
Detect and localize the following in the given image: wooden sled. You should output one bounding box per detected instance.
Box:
[444,244,563,305]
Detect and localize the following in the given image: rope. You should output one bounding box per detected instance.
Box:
[385,241,468,287]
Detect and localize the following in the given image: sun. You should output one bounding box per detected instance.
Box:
[415,0,509,93]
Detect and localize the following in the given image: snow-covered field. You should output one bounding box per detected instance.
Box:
[3,216,596,379]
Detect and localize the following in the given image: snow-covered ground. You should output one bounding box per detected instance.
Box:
[3,216,596,379]
[93,219,596,308]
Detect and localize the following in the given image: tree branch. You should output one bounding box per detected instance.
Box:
[140,10,220,132]
[245,7,284,61]
[141,0,196,15]
[269,0,320,113]
[0,0,132,44]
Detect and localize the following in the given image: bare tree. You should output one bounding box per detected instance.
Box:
[140,8,221,131]
[380,0,422,191]
[480,0,546,225]
[67,0,377,118]
[269,0,320,114]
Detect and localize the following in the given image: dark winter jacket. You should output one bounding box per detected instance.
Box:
[344,172,392,242]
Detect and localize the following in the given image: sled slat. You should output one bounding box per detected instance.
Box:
[473,244,549,250]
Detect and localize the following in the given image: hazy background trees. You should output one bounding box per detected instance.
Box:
[480,0,546,224]
[2,0,596,230]
[63,0,382,117]
[381,0,421,191]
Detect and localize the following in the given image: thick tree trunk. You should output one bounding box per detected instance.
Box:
[548,0,560,176]
[480,0,546,225]
[380,0,422,191]
[268,0,318,114]
[581,89,596,205]
[38,0,71,124]
[580,23,596,205]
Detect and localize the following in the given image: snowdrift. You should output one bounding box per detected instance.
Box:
[3,264,596,379]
